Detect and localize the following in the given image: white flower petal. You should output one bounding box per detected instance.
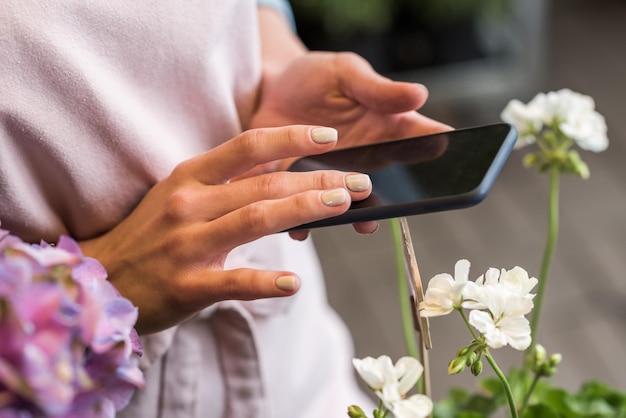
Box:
[461,281,487,310]
[391,394,434,418]
[503,293,534,317]
[395,357,423,395]
[378,381,401,410]
[420,274,457,317]
[499,266,537,299]
[352,356,395,390]
[507,333,532,351]
[562,110,608,152]
[498,316,532,338]
[500,99,544,147]
[483,268,500,286]
[454,259,471,284]
[468,310,495,335]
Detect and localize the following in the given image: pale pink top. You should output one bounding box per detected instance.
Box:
[0,1,371,416]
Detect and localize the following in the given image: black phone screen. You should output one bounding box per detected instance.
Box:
[288,123,517,229]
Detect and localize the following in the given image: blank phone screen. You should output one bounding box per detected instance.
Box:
[289,123,516,212]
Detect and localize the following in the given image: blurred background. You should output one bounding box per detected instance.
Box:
[289,0,626,401]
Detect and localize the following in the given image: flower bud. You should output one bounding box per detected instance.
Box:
[471,359,483,376]
[448,357,466,375]
[466,352,477,367]
[457,346,471,357]
[566,150,590,179]
[347,405,367,418]
[532,344,547,365]
[548,353,562,367]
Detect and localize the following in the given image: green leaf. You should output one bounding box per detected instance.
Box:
[522,404,560,418]
[434,387,501,418]
[480,377,505,399]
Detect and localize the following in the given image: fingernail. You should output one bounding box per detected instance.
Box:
[310,127,338,144]
[276,275,299,291]
[320,188,348,206]
[345,174,371,192]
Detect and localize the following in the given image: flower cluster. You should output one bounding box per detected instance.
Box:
[500,88,608,178]
[501,88,608,152]
[350,355,432,418]
[420,259,537,352]
[0,229,144,417]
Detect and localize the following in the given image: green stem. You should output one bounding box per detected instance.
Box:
[458,308,480,342]
[519,372,541,417]
[390,219,420,361]
[529,166,560,346]
[485,352,519,418]
[458,309,518,418]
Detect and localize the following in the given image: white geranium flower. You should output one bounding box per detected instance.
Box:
[352,356,425,410]
[468,287,533,350]
[543,89,608,152]
[541,88,595,125]
[391,394,434,418]
[498,266,538,299]
[352,355,396,391]
[420,259,471,317]
[502,88,609,152]
[463,266,537,310]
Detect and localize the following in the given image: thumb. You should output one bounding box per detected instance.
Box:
[336,53,429,113]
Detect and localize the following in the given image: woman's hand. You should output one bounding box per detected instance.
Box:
[248,50,452,237]
[79,126,372,335]
[249,51,451,152]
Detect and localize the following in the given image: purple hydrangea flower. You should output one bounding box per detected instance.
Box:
[0,229,144,417]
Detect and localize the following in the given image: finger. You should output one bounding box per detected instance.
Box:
[333,52,430,113]
[288,229,310,241]
[361,111,453,146]
[180,126,338,184]
[352,221,379,235]
[188,268,301,307]
[395,111,454,137]
[210,171,371,218]
[205,188,352,252]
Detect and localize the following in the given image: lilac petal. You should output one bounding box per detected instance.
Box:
[14,283,65,326]
[55,236,83,257]
[115,355,144,387]
[72,258,107,283]
[62,396,116,418]
[0,230,23,252]
[129,328,143,357]
[9,243,80,269]
[89,298,137,353]
[99,381,138,411]
[0,257,35,294]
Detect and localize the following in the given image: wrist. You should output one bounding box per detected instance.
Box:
[258,8,307,79]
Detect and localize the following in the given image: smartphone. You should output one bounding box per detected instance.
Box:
[287,123,518,230]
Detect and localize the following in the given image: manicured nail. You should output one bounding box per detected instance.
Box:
[276,275,299,291]
[310,127,338,144]
[345,174,371,192]
[320,188,348,206]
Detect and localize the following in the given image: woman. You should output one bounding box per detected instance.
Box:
[0,1,447,416]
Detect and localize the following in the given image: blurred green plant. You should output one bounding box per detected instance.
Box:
[290,0,511,36]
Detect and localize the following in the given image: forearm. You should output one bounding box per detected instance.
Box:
[257,7,307,79]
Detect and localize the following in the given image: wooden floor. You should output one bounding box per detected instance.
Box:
[311,0,626,401]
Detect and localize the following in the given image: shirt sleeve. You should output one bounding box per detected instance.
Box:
[256,0,296,30]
